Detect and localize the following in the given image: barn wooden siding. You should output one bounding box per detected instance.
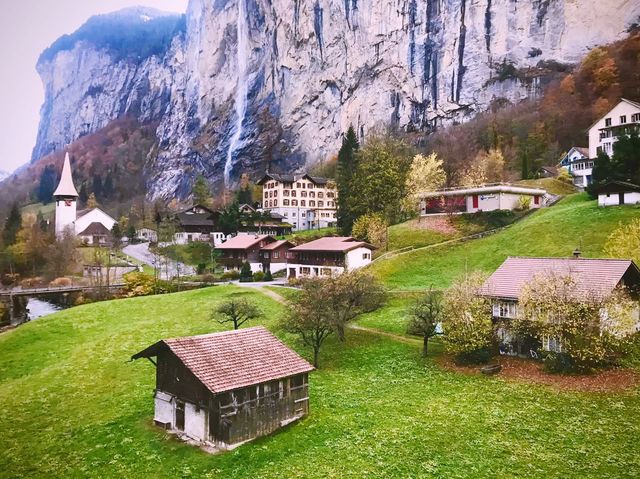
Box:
[156,347,309,446]
[213,373,309,446]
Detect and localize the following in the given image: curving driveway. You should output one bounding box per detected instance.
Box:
[123,242,195,280]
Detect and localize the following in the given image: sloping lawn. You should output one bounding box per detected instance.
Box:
[371,194,640,290]
[516,177,578,196]
[2,286,640,477]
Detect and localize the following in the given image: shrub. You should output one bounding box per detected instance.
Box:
[454,348,492,366]
[542,352,576,374]
[221,270,240,281]
[49,277,72,287]
[239,262,253,282]
[517,196,531,210]
[201,273,216,284]
[122,271,155,297]
[253,271,265,282]
[263,269,273,282]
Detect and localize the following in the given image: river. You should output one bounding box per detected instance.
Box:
[10,297,65,326]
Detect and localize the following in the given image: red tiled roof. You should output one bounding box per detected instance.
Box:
[260,240,293,251]
[289,236,375,252]
[134,327,314,394]
[215,234,273,250]
[480,256,638,300]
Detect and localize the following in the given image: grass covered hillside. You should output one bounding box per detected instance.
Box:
[371,194,640,290]
[2,286,640,477]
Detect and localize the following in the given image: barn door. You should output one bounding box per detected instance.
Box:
[175,401,185,431]
[619,193,625,205]
[472,195,479,209]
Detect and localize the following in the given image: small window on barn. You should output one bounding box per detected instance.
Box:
[290,374,304,390]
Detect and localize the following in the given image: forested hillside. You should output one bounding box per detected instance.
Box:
[420,30,640,184]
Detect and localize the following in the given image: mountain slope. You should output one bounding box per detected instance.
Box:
[370,194,639,290]
[30,0,638,198]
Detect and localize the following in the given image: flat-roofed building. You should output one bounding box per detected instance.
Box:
[418,183,547,215]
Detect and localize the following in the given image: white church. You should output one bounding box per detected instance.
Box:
[54,153,117,245]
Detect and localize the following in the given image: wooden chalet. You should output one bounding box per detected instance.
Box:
[287,236,375,278]
[132,327,314,449]
[215,234,293,273]
[174,204,223,244]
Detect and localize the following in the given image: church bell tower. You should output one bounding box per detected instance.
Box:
[54,152,79,239]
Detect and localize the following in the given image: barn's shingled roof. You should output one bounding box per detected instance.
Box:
[132,327,314,393]
[479,256,639,300]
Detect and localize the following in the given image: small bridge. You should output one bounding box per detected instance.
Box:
[0,283,125,299]
[0,283,126,326]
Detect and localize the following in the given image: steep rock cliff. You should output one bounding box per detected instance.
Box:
[33,1,639,199]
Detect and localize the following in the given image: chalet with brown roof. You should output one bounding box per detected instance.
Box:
[480,256,640,354]
[132,327,314,449]
[215,234,292,274]
[287,236,375,278]
[174,204,226,246]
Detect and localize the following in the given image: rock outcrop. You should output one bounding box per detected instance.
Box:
[33,0,639,199]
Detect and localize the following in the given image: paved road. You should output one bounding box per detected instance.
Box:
[123,242,195,280]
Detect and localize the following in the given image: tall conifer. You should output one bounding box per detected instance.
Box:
[336,125,360,234]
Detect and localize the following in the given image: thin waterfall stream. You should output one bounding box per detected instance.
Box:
[224,0,250,187]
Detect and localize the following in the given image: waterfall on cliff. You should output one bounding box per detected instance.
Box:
[224,0,250,187]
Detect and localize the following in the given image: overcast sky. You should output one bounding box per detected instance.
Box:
[0,0,188,174]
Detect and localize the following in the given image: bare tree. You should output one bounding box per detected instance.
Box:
[213,297,262,330]
[282,278,334,368]
[407,288,442,356]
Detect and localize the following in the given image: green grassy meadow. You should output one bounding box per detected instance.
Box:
[2,285,640,478]
[371,194,640,290]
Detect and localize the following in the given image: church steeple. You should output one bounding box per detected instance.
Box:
[54,152,78,239]
[53,152,79,198]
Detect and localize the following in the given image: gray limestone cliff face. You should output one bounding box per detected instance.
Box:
[32,40,180,161]
[33,0,639,199]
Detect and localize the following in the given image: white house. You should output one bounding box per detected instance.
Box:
[286,237,375,278]
[558,146,592,187]
[595,181,640,207]
[136,227,158,243]
[588,98,640,159]
[257,173,337,231]
[418,183,547,215]
[54,153,117,244]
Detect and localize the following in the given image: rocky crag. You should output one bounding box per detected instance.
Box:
[32,1,639,199]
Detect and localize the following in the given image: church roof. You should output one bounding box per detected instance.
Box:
[53,153,79,198]
[78,222,111,236]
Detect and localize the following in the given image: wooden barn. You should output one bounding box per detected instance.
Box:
[132,327,314,449]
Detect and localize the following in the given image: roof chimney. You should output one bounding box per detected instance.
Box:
[572,248,582,259]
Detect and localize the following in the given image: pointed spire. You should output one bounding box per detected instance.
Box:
[53,152,79,198]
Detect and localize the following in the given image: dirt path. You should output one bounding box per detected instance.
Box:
[349,324,422,346]
[237,284,288,305]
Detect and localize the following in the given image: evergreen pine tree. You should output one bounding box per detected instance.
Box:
[2,203,22,246]
[336,125,360,234]
[263,269,273,282]
[192,174,212,206]
[79,184,89,205]
[37,165,57,204]
[92,175,103,200]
